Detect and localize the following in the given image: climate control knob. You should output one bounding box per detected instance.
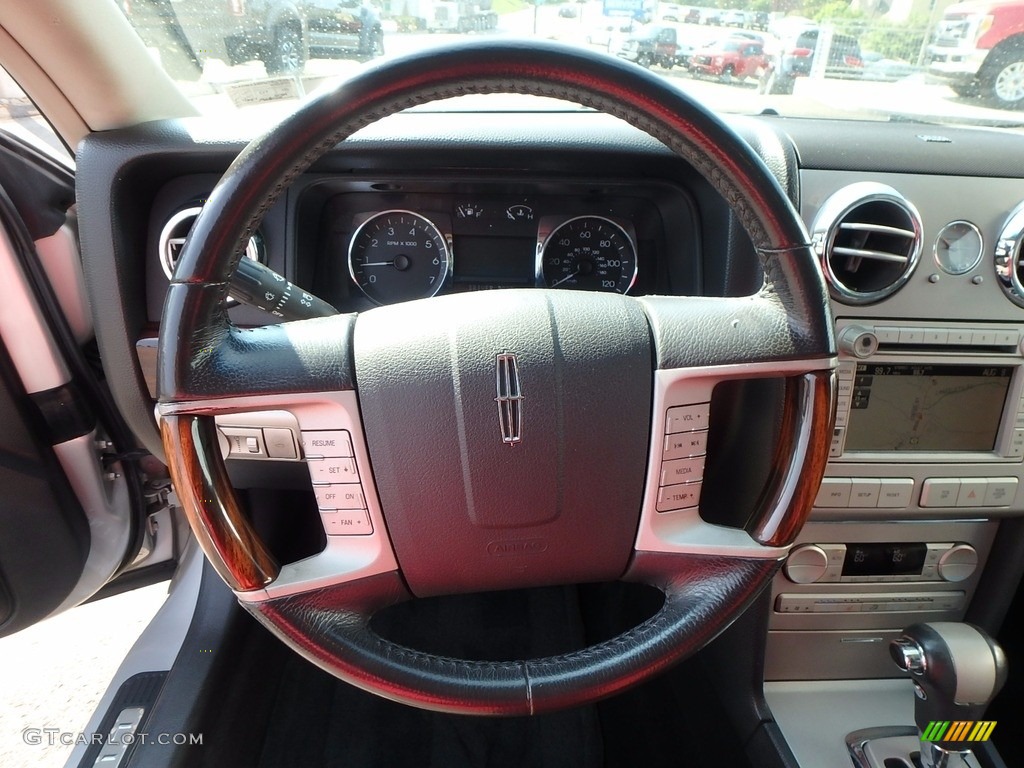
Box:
[937,544,978,583]
[784,545,829,584]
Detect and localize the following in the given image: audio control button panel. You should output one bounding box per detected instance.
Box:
[656,402,708,512]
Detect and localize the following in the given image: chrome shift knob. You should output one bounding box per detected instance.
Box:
[891,623,1007,766]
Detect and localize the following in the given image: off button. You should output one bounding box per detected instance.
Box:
[314,484,366,510]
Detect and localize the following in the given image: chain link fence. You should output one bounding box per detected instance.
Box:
[816,18,932,80]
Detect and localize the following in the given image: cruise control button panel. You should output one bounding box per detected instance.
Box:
[303,429,373,536]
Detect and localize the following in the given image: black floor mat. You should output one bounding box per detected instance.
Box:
[190,583,750,768]
[256,586,604,768]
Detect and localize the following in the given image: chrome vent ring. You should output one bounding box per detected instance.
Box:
[995,199,1024,308]
[811,183,923,305]
[158,205,264,283]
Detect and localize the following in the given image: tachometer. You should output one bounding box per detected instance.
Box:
[538,216,637,293]
[348,210,451,305]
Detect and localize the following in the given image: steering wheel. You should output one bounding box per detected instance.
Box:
[157,40,835,715]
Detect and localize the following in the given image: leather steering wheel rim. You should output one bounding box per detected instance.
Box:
[157,39,836,715]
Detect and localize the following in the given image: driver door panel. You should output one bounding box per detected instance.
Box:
[0,123,175,638]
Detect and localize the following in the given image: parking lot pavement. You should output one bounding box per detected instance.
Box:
[0,583,167,768]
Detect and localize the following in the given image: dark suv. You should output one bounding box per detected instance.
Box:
[760,27,863,94]
[122,0,384,78]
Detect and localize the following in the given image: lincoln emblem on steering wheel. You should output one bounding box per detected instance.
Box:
[495,352,524,445]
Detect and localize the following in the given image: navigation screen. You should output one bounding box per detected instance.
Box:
[844,364,1013,452]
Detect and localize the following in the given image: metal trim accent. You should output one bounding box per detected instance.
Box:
[846,726,921,768]
[811,182,923,306]
[494,352,523,445]
[535,214,639,294]
[634,357,836,560]
[157,390,399,602]
[345,209,452,306]
[157,207,263,304]
[995,199,1024,308]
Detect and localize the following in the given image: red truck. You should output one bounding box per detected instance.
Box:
[927,0,1024,109]
[688,37,767,83]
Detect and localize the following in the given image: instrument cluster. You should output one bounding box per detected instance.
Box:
[314,185,675,309]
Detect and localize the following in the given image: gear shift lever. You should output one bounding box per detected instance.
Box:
[890,623,1007,768]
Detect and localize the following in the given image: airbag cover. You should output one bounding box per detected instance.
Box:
[354,290,652,596]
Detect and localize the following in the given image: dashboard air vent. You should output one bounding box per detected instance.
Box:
[995,199,1024,308]
[811,183,923,305]
[158,206,263,281]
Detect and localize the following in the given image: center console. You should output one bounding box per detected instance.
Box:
[766,317,1021,681]
[764,169,1024,767]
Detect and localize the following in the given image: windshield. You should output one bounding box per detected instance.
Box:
[118,0,1024,127]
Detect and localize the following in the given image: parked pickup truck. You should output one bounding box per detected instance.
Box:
[927,0,1024,109]
[122,0,385,78]
[616,24,694,69]
[688,37,767,82]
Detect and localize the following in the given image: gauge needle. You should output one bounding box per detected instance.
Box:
[361,261,394,267]
[550,269,580,288]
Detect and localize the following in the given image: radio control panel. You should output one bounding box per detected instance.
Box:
[829,318,1024,466]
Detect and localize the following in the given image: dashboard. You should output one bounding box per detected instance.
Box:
[147,174,701,322]
[76,109,1024,767]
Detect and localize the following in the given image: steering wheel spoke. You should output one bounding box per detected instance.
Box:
[634,357,835,565]
[159,387,401,600]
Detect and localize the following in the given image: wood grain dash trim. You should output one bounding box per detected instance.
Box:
[748,370,836,548]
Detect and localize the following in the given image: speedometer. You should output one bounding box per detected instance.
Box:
[538,216,637,293]
[348,210,451,305]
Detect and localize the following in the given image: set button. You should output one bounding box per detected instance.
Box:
[307,456,360,484]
